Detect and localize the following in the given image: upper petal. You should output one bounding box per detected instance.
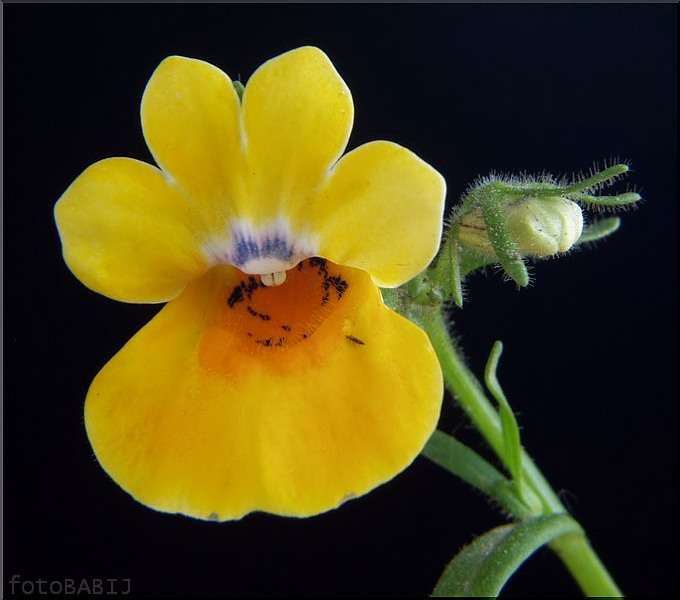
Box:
[84,261,443,520]
[141,55,245,217]
[240,46,354,224]
[313,141,446,287]
[55,157,210,303]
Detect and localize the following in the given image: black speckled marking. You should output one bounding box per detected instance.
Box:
[227,285,244,308]
[225,258,353,349]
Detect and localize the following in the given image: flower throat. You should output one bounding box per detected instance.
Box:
[225,258,349,350]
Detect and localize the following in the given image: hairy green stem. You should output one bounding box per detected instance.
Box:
[421,307,623,597]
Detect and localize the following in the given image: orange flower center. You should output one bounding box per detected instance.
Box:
[198,258,364,378]
[225,257,349,349]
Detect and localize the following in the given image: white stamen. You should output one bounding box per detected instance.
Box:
[260,271,287,287]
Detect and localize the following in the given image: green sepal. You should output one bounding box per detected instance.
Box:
[431,514,584,597]
[480,197,529,287]
[576,217,621,244]
[433,234,498,309]
[572,192,641,209]
[457,246,495,280]
[560,164,630,195]
[434,233,464,308]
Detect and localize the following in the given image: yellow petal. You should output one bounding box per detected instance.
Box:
[85,259,442,520]
[55,158,210,303]
[313,141,446,287]
[141,55,245,220]
[240,46,353,224]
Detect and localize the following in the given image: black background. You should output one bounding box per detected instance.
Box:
[3,3,677,598]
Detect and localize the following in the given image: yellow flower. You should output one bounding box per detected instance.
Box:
[54,47,446,521]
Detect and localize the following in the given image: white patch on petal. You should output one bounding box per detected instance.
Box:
[203,218,318,276]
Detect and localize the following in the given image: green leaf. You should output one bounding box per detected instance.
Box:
[422,430,532,519]
[576,217,621,244]
[432,514,584,597]
[484,342,524,499]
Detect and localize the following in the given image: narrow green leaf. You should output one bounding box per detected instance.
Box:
[422,430,532,519]
[576,217,621,244]
[484,341,524,501]
[432,514,584,597]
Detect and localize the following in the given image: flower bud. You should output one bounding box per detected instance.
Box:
[458,196,583,258]
[506,196,583,256]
